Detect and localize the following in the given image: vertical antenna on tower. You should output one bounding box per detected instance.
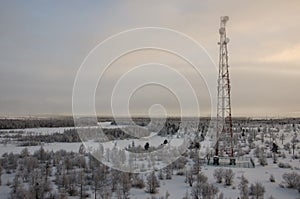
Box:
[214,16,235,165]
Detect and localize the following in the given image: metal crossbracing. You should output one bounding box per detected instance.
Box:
[214,16,234,165]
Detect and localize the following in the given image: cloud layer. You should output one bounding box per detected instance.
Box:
[0,1,299,117]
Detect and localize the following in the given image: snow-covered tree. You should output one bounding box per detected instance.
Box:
[111,169,121,192]
[158,169,164,180]
[213,168,224,183]
[258,148,268,166]
[238,175,249,199]
[186,168,194,187]
[132,174,145,189]
[291,134,297,156]
[223,169,234,186]
[165,165,173,180]
[0,165,2,186]
[191,181,218,199]
[280,133,285,145]
[92,164,109,199]
[282,172,300,188]
[146,171,160,194]
[249,182,265,199]
[196,172,208,184]
[119,172,131,199]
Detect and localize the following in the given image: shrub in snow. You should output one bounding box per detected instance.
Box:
[172,157,188,170]
[132,174,145,189]
[165,166,172,180]
[294,167,300,170]
[278,162,292,169]
[196,172,208,184]
[284,143,290,151]
[269,174,275,183]
[158,169,164,180]
[182,190,190,199]
[254,146,261,158]
[213,168,224,183]
[247,133,254,145]
[249,182,265,199]
[217,192,224,199]
[282,172,300,188]
[272,153,278,164]
[191,181,218,199]
[165,190,170,199]
[238,175,249,199]
[185,168,194,187]
[266,152,273,158]
[176,170,185,176]
[249,142,256,149]
[259,155,268,166]
[292,154,299,159]
[279,183,285,188]
[254,146,267,163]
[223,169,235,186]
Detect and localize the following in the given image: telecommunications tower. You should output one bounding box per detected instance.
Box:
[214,16,235,165]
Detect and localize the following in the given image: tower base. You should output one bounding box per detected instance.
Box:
[213,156,219,165]
[229,158,236,165]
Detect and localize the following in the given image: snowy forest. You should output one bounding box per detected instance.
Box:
[0,117,299,199]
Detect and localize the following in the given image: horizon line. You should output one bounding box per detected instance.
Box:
[0,114,299,120]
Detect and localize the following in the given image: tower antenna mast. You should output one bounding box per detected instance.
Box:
[214,16,234,165]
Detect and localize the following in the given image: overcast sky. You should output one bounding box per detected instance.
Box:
[0,1,299,118]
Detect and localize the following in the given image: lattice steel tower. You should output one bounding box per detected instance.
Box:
[214,16,234,165]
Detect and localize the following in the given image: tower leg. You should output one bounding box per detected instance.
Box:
[229,158,236,165]
[213,156,219,165]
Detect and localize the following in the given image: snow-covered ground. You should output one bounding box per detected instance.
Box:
[0,121,299,199]
[0,142,82,156]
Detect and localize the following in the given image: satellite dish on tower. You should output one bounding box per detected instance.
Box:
[222,16,229,23]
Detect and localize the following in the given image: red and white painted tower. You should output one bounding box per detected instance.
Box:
[214,16,234,165]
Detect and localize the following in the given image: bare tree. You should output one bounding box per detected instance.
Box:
[192,151,201,175]
[291,134,297,156]
[185,168,194,187]
[158,169,164,180]
[165,165,172,180]
[92,164,109,199]
[111,169,121,192]
[78,170,87,199]
[280,133,285,145]
[0,165,2,186]
[146,171,160,194]
[120,172,131,199]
